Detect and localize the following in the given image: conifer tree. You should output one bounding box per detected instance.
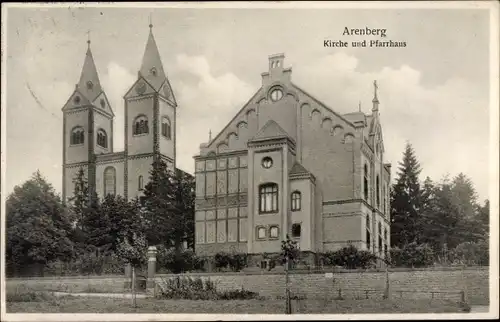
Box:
[390,142,423,247]
[141,159,194,251]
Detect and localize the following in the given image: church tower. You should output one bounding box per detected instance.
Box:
[124,23,177,199]
[62,38,114,203]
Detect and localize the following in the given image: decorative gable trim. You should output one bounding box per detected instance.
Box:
[207,88,263,149]
[292,82,356,129]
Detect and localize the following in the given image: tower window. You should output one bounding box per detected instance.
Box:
[291,223,301,238]
[259,183,278,214]
[103,166,116,197]
[364,164,369,200]
[150,67,157,76]
[161,116,172,140]
[86,81,93,90]
[133,115,149,135]
[291,191,301,211]
[138,175,144,191]
[70,127,85,145]
[96,129,107,148]
[262,157,273,169]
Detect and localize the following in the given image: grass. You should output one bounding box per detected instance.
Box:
[6,295,468,314]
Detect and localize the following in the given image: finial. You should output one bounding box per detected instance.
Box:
[209,129,212,142]
[87,30,91,48]
[373,80,378,101]
[149,13,153,29]
[358,101,361,112]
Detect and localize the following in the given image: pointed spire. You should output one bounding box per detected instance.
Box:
[77,34,102,101]
[372,80,379,112]
[139,21,167,92]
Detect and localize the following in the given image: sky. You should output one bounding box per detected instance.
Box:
[3,4,493,203]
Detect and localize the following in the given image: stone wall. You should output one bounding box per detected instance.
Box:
[156,266,489,304]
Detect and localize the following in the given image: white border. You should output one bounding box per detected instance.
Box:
[1,1,499,321]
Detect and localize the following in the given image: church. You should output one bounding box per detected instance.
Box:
[62,24,179,203]
[193,53,391,264]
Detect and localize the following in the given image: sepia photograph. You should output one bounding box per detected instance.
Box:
[1,1,498,320]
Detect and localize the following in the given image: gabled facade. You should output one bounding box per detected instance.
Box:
[62,24,180,203]
[193,54,391,262]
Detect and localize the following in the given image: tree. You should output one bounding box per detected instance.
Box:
[67,167,89,231]
[84,194,143,253]
[116,231,147,307]
[390,142,423,247]
[6,171,74,276]
[141,159,194,251]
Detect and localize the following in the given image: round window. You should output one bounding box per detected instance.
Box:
[262,156,273,169]
[100,98,106,108]
[73,96,81,104]
[270,88,283,102]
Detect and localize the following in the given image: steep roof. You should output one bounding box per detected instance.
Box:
[77,45,102,101]
[289,162,309,175]
[251,119,292,141]
[139,27,167,92]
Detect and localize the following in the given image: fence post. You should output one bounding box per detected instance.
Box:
[147,246,158,297]
[383,265,390,299]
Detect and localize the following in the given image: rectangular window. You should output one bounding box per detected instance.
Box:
[269,226,279,239]
[292,223,301,238]
[257,226,267,240]
[259,184,278,213]
[291,191,301,211]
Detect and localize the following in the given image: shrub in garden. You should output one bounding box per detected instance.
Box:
[214,252,248,272]
[389,242,434,268]
[156,276,258,300]
[320,245,377,269]
[157,246,203,273]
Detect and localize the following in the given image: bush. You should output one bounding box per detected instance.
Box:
[390,242,434,268]
[156,276,258,300]
[449,240,489,266]
[43,250,124,276]
[214,252,248,272]
[157,247,204,273]
[320,245,377,269]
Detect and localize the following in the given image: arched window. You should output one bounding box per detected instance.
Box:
[376,175,380,208]
[103,167,116,196]
[161,116,172,140]
[96,129,107,148]
[138,175,143,191]
[259,183,278,213]
[366,215,371,250]
[70,127,85,145]
[291,191,301,211]
[378,222,383,253]
[133,115,149,135]
[383,185,386,214]
[363,164,369,200]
